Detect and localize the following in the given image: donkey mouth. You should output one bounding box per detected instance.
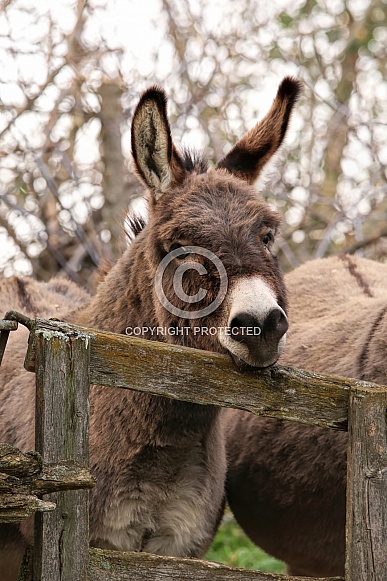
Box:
[230,352,280,370]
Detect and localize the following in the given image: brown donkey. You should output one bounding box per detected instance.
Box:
[226,254,387,577]
[0,77,301,580]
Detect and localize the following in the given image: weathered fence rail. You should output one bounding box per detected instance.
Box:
[0,443,94,523]
[1,314,386,581]
[24,318,379,429]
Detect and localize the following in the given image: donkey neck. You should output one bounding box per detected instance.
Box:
[111,390,221,447]
[70,244,154,332]
[67,244,221,444]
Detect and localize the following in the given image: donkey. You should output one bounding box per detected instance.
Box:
[0,77,302,581]
[225,253,387,577]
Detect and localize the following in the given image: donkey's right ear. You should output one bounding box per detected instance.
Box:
[131,87,185,200]
[216,77,302,185]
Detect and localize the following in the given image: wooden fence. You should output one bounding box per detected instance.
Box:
[0,313,386,581]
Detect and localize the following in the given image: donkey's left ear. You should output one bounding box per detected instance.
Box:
[131,87,185,200]
[216,77,303,185]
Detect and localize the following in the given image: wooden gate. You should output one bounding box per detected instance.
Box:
[0,314,386,580]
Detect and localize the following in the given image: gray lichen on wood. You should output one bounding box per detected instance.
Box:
[0,443,42,477]
[87,548,345,581]
[33,328,91,581]
[345,389,387,580]
[24,318,94,372]
[25,317,385,431]
[0,444,94,523]
[0,493,55,522]
[0,319,18,330]
[32,461,95,494]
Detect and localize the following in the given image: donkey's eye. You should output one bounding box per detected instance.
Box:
[169,242,182,252]
[169,242,190,258]
[262,231,274,247]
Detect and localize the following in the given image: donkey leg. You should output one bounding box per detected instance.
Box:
[0,524,29,581]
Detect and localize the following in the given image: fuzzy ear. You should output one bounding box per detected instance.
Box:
[216,77,303,184]
[131,87,185,199]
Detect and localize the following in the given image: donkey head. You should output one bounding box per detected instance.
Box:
[131,78,302,368]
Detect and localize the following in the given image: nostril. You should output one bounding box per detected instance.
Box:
[230,313,262,343]
[263,308,288,339]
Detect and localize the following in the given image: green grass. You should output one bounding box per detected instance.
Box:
[205,512,285,574]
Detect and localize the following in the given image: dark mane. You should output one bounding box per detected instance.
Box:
[97,214,148,283]
[181,148,208,174]
[124,151,207,241]
[125,213,147,241]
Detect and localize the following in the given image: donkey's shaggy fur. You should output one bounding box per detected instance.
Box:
[0,78,301,581]
[226,254,387,577]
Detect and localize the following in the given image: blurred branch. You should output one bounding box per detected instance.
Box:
[0,0,89,142]
[0,213,30,258]
[8,123,101,267]
[304,77,387,129]
[277,238,300,269]
[341,226,387,255]
[0,64,67,142]
[0,191,82,284]
[0,0,13,10]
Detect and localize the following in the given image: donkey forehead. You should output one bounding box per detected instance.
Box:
[154,170,280,232]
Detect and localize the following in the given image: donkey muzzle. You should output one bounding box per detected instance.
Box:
[228,309,288,367]
[218,276,288,368]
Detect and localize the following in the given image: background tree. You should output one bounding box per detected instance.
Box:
[0,0,386,290]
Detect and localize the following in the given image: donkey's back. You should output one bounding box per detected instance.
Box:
[226,255,387,577]
[0,276,89,450]
[0,275,90,318]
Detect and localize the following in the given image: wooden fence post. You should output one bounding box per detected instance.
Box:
[346,388,387,580]
[33,329,90,581]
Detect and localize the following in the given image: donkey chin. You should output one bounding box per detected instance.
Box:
[218,276,288,369]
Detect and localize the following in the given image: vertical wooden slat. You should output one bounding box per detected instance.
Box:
[345,389,387,580]
[34,330,90,581]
